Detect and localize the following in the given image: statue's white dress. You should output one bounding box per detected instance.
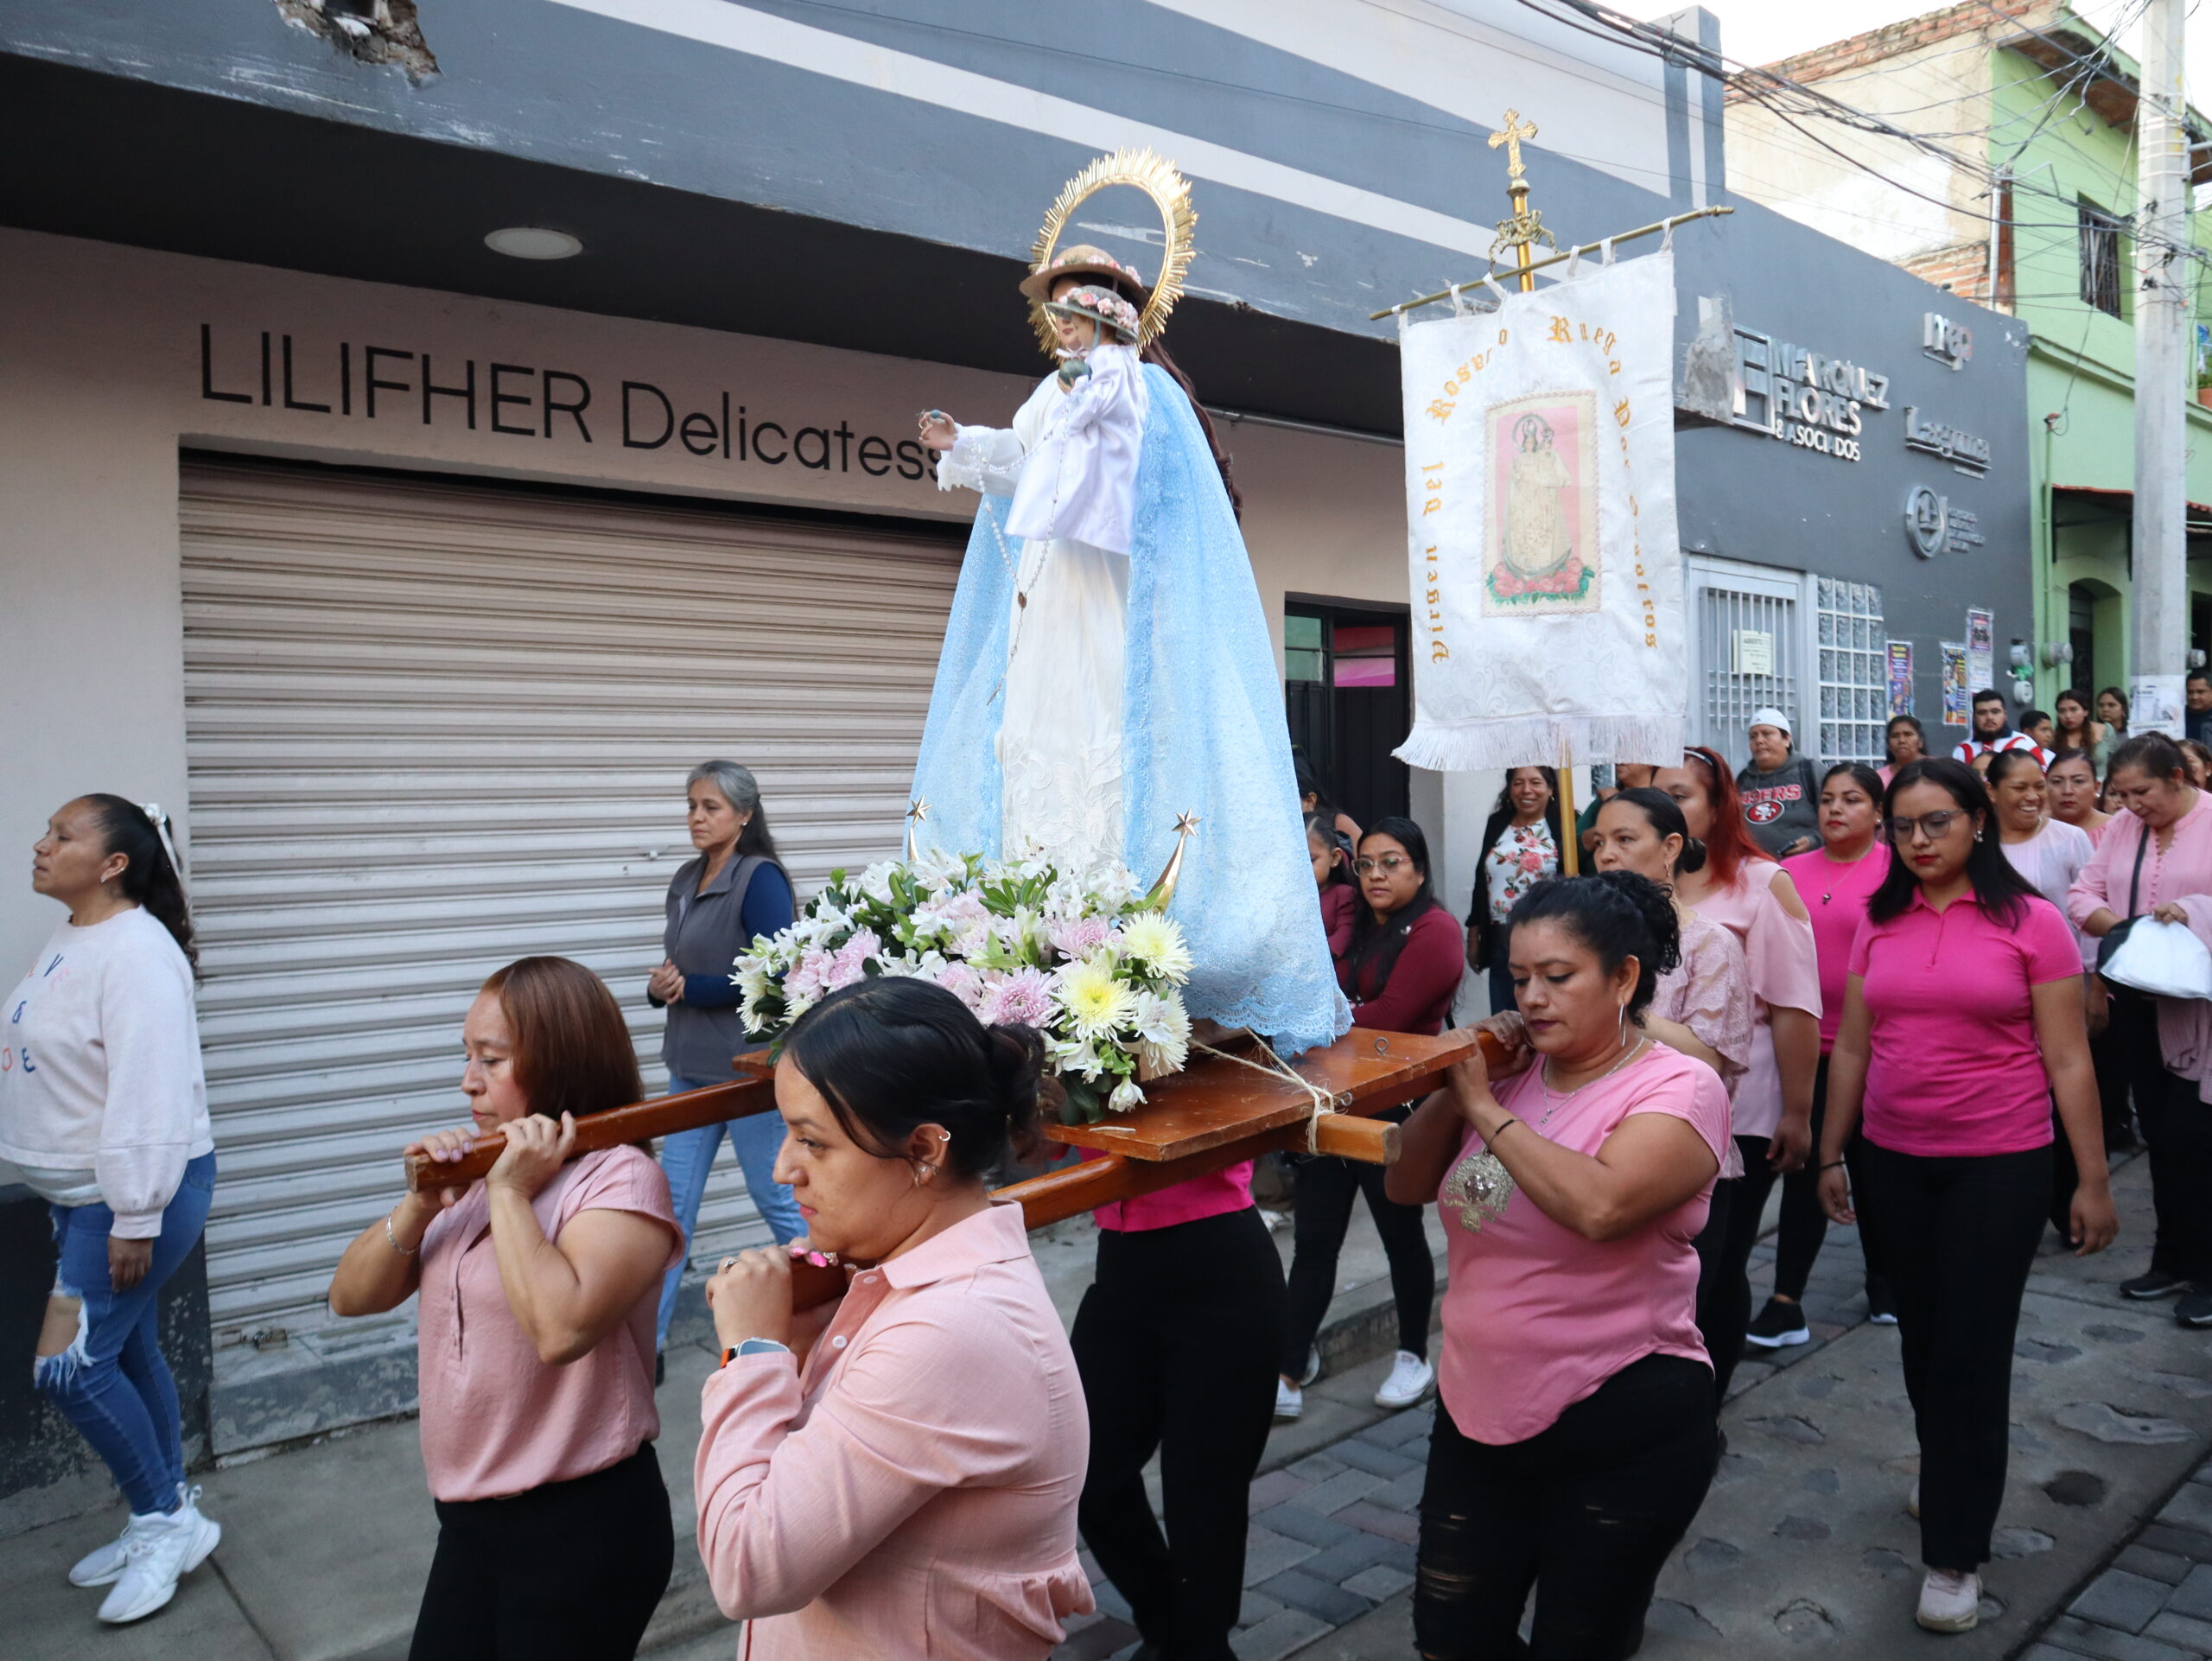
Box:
[936,345,1149,870]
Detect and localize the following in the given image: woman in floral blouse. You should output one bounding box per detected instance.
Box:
[1466,767,1561,1016]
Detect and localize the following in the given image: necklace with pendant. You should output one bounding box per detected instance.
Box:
[1443,1038,1649,1234]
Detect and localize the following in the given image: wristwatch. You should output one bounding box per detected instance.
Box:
[720,1337,791,1367]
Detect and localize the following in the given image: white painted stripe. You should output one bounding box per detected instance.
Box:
[543,0,1503,260]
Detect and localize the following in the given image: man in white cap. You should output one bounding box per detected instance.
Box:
[1735,708,1821,856]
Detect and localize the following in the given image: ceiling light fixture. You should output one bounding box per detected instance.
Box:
[485,226,583,260]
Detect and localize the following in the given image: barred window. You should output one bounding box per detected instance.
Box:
[2079,200,2123,319]
[1817,579,1888,768]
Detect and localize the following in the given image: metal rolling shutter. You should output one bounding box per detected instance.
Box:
[179,456,963,1349]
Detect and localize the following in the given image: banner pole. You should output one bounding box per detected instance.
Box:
[1557,741,1580,876]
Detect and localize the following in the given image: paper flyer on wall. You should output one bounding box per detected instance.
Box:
[1940,642,1970,727]
[1886,640,1914,717]
[1965,608,1994,695]
[1392,250,1684,771]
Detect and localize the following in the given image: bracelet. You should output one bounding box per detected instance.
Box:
[1487,1117,1522,1145]
[1819,1160,1847,1172]
[384,1210,421,1257]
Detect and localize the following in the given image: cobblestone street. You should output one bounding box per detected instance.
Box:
[1055,1149,2212,1661]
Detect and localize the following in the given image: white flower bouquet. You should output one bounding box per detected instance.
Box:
[734,845,1194,1123]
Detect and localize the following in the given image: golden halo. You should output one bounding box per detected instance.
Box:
[1031,148,1196,357]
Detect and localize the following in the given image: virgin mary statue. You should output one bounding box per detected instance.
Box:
[913,196,1346,1055]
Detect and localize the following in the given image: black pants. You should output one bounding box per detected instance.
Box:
[1771,1056,1886,1305]
[1693,1136,1775,1405]
[1073,1207,1289,1661]
[1282,1109,1433,1373]
[2116,989,2212,1283]
[1414,1354,1715,1661]
[1853,1140,2048,1570]
[2090,999,2134,1150]
[410,1442,673,1661]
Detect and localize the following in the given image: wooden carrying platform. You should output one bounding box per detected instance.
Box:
[403,1025,1491,1230]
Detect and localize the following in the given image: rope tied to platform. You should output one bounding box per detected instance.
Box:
[1191,1028,1346,1153]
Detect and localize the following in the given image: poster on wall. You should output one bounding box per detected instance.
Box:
[1394,251,1684,770]
[1966,608,1994,693]
[1941,642,1970,727]
[1887,641,1915,717]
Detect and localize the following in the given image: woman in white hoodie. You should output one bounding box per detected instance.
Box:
[3,795,218,1625]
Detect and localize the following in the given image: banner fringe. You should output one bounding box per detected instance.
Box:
[1392,715,1688,773]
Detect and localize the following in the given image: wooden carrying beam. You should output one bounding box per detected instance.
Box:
[404,1026,1493,1197]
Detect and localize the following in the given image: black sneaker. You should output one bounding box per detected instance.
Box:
[2124,1270,2188,1301]
[1745,1298,1811,1348]
[2178,1289,2212,1328]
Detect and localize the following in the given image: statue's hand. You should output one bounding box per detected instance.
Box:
[918,412,957,452]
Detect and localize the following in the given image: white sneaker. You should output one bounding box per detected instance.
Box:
[1296,1346,1322,1388]
[70,1484,200,1588]
[1374,1350,1435,1410]
[1274,1377,1304,1421]
[96,1499,220,1624]
[1916,1569,1980,1632]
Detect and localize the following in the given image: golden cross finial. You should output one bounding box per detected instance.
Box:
[1489,109,1538,182]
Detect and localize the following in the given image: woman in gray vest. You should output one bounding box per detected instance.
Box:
[647,761,802,1362]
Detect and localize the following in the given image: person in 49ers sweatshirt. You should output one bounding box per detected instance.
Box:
[2,795,219,1626]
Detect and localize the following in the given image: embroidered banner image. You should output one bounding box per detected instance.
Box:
[1486,392,1599,614]
[1394,249,1684,773]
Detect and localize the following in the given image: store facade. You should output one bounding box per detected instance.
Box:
[1,0,2024,1524]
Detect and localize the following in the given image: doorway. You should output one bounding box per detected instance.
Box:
[1283,599,1412,830]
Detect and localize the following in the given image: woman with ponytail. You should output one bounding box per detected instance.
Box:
[1387,872,1730,1660]
[691,977,1091,1659]
[1650,747,1821,1402]
[1588,788,1753,1096]
[3,796,218,1624]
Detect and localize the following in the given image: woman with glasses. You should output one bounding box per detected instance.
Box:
[1649,748,1820,1403]
[1466,768,1562,1017]
[1819,759,2112,1633]
[2069,732,2212,1321]
[1278,819,1462,1422]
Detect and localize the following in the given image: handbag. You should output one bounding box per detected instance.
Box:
[2094,824,2152,974]
[2101,918,2212,1001]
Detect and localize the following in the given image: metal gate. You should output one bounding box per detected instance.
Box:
[1686,556,1812,772]
[180,456,963,1352]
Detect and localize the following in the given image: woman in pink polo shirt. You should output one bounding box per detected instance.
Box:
[1752,763,1893,1347]
[327,957,683,1661]
[1819,759,2113,1634]
[1389,871,1730,1660]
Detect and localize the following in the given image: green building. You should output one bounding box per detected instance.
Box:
[1727,0,2212,707]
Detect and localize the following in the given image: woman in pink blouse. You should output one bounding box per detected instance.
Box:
[1652,747,1820,1403]
[328,958,683,1661]
[691,977,1090,1659]
[2069,732,2212,1321]
[1587,788,1753,1098]
[1820,759,2111,1632]
[1389,872,1729,1659]
[1756,763,1894,1346]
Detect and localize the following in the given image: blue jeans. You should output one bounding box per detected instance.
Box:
[37,1151,216,1516]
[655,1079,804,1352]
[1486,958,1517,1020]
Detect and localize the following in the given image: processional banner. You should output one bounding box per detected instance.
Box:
[1392,251,1685,773]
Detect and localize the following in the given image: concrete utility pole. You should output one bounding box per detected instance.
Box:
[2133,0,2191,737]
